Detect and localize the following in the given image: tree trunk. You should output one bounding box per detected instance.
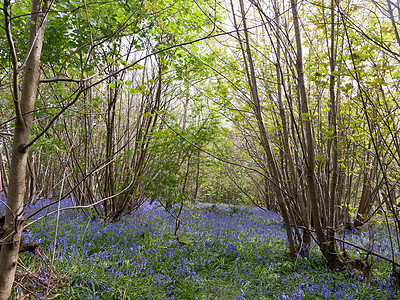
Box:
[272,0,311,254]
[290,0,328,253]
[234,0,298,256]
[290,0,352,270]
[0,151,5,198]
[327,0,339,253]
[0,1,49,298]
[354,155,378,227]
[104,81,118,217]
[24,152,36,204]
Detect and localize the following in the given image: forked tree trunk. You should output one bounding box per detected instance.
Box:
[0,1,49,298]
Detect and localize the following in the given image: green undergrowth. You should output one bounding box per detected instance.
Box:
[12,205,400,299]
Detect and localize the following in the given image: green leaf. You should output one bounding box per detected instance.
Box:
[301,113,311,121]
[316,154,327,162]
[143,111,155,117]
[321,127,334,137]
[314,71,322,77]
[130,64,145,70]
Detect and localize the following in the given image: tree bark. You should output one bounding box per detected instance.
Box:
[234,0,297,255]
[290,0,328,252]
[0,1,49,298]
[0,151,4,198]
[354,155,379,227]
[290,0,351,270]
[327,0,339,253]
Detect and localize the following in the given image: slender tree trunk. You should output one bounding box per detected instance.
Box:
[234,0,297,255]
[0,152,2,198]
[0,150,7,199]
[354,155,379,227]
[104,83,118,217]
[290,0,329,254]
[327,0,339,253]
[290,0,347,269]
[193,155,201,204]
[0,1,49,298]
[272,0,310,254]
[24,152,36,204]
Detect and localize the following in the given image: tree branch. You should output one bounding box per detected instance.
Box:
[3,0,22,124]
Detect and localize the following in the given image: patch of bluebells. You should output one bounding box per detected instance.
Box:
[1,197,399,299]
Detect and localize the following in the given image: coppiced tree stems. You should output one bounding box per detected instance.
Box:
[1,1,400,295]
[234,0,297,255]
[290,0,328,253]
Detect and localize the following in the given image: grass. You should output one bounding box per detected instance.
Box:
[5,199,400,299]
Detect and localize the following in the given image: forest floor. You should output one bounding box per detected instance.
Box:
[6,199,400,299]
